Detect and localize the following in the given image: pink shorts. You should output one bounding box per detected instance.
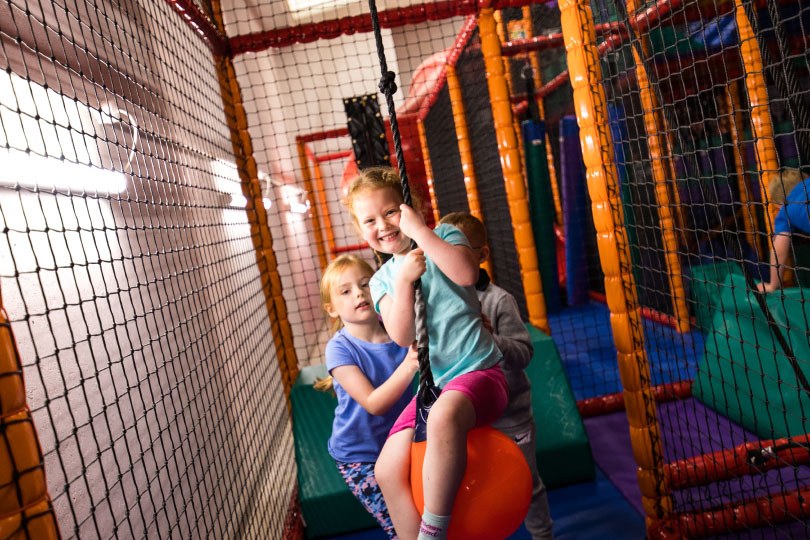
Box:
[389,365,507,437]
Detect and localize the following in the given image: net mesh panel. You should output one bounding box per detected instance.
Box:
[591,0,810,531]
[6,0,810,536]
[456,27,529,319]
[1,1,294,537]
[226,7,465,365]
[422,84,469,217]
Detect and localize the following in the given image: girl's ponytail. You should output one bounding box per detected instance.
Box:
[313,375,334,393]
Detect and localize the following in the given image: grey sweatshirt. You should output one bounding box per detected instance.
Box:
[477,279,535,430]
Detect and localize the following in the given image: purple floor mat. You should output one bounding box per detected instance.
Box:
[585,399,810,537]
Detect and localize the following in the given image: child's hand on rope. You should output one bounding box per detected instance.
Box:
[399,247,426,284]
[405,343,419,372]
[399,204,428,241]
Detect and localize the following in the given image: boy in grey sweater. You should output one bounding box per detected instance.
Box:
[440,212,553,540]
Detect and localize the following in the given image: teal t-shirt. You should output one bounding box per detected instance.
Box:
[370,223,501,387]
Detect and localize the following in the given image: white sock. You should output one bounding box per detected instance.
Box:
[417,509,451,540]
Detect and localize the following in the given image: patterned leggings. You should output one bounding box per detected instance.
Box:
[335,461,397,539]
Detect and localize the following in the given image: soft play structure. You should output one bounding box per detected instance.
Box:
[5,0,810,539]
[691,262,810,440]
[291,326,593,537]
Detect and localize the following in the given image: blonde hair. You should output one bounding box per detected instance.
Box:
[320,254,376,332]
[439,212,488,247]
[315,254,376,392]
[341,166,421,224]
[768,168,805,205]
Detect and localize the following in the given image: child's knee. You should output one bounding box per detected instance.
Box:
[427,393,475,433]
[375,431,412,488]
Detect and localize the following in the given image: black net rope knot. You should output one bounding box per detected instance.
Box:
[378,71,397,97]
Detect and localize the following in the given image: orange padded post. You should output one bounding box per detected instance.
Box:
[417,119,442,227]
[446,63,494,278]
[211,2,299,398]
[723,82,760,256]
[559,0,671,530]
[0,302,60,539]
[479,8,549,334]
[625,0,690,334]
[735,0,779,233]
[298,140,334,266]
[493,10,526,170]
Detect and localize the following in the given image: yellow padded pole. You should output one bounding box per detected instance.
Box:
[626,0,690,334]
[479,8,549,334]
[735,0,779,234]
[559,0,671,529]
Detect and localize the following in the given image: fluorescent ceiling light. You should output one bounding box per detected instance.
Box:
[287,0,354,11]
[281,184,310,214]
[212,159,274,210]
[0,148,127,195]
[228,193,272,210]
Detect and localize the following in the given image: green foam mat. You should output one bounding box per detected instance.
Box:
[689,261,744,334]
[527,325,596,488]
[291,366,378,539]
[691,269,810,439]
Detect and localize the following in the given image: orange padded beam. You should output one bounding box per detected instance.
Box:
[625,0,690,334]
[479,8,549,333]
[735,0,779,235]
[559,0,671,530]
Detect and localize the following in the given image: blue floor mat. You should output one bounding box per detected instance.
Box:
[548,301,703,401]
[320,468,644,540]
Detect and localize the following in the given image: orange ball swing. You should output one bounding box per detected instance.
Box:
[410,425,532,539]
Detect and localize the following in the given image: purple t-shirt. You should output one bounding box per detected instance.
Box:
[326,328,413,462]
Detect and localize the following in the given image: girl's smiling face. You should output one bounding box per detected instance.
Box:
[352,187,411,256]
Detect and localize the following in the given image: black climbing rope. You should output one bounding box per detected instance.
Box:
[367,0,440,439]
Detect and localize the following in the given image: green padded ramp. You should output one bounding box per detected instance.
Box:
[291,366,377,538]
[527,325,595,488]
[689,261,743,334]
[691,269,810,439]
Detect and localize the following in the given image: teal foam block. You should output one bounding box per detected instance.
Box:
[292,366,378,539]
[527,325,596,488]
[691,270,810,439]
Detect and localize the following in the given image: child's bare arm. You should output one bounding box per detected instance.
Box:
[332,347,418,415]
[758,233,792,293]
[399,205,478,286]
[379,249,426,346]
